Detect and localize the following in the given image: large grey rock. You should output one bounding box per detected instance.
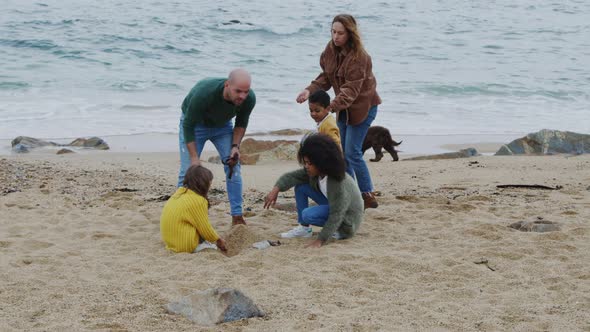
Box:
[258,141,299,161]
[12,144,30,153]
[240,138,298,154]
[166,288,264,326]
[11,136,58,151]
[403,148,479,161]
[10,136,109,153]
[247,128,311,136]
[495,129,590,155]
[67,137,109,150]
[208,138,299,165]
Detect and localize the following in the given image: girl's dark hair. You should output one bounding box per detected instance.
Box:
[298,133,346,181]
[309,90,331,108]
[182,165,214,207]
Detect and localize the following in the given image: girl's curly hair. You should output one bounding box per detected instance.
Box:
[298,133,345,181]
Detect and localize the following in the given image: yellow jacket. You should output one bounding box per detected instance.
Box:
[160,188,219,253]
[317,114,341,147]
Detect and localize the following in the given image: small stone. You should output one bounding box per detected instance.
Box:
[56,148,74,155]
[252,240,271,250]
[509,220,561,232]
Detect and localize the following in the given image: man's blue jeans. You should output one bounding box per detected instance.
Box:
[295,184,329,227]
[337,105,378,193]
[178,115,242,216]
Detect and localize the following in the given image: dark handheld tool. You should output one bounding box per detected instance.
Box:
[222,155,239,179]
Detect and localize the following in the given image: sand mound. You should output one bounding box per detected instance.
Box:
[223,225,262,257]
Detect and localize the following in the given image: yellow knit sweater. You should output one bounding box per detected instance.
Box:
[160,188,219,253]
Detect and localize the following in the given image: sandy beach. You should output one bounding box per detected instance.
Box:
[1,149,589,331]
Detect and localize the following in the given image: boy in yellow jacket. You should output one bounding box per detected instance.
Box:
[308,90,341,147]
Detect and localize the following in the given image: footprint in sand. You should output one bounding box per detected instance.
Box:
[16,204,35,210]
[372,215,390,221]
[464,224,504,241]
[91,233,117,240]
[239,260,263,268]
[0,240,13,248]
[395,195,420,203]
[27,240,55,250]
[464,195,494,202]
[441,203,476,212]
[72,232,87,239]
[561,210,577,215]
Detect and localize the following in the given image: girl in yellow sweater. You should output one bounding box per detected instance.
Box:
[160,165,227,253]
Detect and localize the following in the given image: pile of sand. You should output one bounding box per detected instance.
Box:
[223,224,263,257]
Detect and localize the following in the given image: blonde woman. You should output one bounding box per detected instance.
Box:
[296,14,381,209]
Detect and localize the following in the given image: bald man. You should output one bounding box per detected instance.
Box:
[178,69,256,226]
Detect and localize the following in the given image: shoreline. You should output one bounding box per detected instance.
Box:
[0,132,521,157]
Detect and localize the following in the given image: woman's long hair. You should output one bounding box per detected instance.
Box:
[298,133,346,181]
[332,14,367,59]
[182,165,213,208]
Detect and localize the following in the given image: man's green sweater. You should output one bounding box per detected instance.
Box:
[181,78,256,143]
[275,168,364,242]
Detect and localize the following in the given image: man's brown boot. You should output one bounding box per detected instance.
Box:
[362,192,378,210]
[232,215,247,226]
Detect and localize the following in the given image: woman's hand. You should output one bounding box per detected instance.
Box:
[264,186,280,209]
[305,239,323,248]
[216,238,227,252]
[296,89,310,103]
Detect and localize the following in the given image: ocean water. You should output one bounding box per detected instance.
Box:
[1,0,589,141]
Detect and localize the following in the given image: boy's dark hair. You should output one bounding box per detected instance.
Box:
[297,133,345,181]
[308,90,331,108]
[182,165,214,207]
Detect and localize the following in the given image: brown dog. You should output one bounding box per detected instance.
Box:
[362,126,402,162]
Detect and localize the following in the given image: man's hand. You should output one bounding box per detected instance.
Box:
[187,142,201,166]
[228,146,240,166]
[296,89,310,103]
[305,239,323,248]
[190,157,201,167]
[264,186,280,209]
[216,238,227,252]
